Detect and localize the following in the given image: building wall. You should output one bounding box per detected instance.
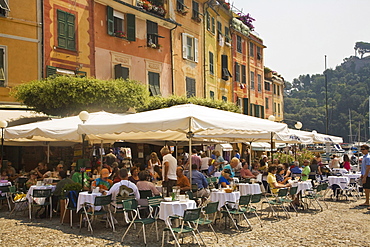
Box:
[94,0,174,96]
[0,0,41,103]
[43,0,93,77]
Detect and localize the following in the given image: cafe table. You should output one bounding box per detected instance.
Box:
[158,199,196,221]
[328,176,350,189]
[76,191,102,212]
[332,168,349,175]
[295,181,313,194]
[238,183,261,196]
[26,185,56,203]
[210,190,240,210]
[343,173,361,180]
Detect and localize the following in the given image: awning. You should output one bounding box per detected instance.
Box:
[0,109,48,127]
[219,143,233,151]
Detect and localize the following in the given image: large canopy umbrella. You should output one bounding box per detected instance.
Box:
[77,104,290,184]
[288,129,343,144]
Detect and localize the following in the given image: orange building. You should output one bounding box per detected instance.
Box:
[93,0,177,97]
[43,0,93,78]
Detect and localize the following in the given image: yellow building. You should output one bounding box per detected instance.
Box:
[204,0,233,101]
[43,0,93,78]
[0,0,42,103]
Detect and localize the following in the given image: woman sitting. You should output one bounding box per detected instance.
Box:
[136,170,160,196]
[218,168,232,188]
[240,162,256,179]
[267,165,291,194]
[128,166,140,184]
[26,171,38,188]
[276,164,291,185]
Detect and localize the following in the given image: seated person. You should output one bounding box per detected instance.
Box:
[176,167,190,193]
[72,168,92,191]
[92,168,113,193]
[240,162,256,179]
[26,170,38,188]
[251,162,261,176]
[276,164,291,184]
[52,170,75,210]
[267,165,291,194]
[136,170,160,196]
[223,157,239,178]
[188,164,210,198]
[207,159,217,176]
[290,161,302,177]
[106,168,139,208]
[35,162,49,179]
[218,168,232,188]
[128,166,140,184]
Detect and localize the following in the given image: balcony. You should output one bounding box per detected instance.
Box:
[137,0,166,17]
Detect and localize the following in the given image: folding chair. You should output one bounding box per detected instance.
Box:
[15,177,28,193]
[29,189,52,220]
[221,195,252,231]
[162,207,202,247]
[193,201,219,244]
[0,185,12,211]
[9,186,28,216]
[80,194,115,234]
[263,188,290,219]
[302,183,324,211]
[61,190,79,227]
[121,198,158,246]
[282,186,298,216]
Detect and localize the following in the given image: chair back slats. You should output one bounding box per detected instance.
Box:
[94,194,112,207]
[186,190,195,200]
[191,184,198,193]
[277,188,288,197]
[204,201,219,215]
[251,193,262,203]
[32,189,52,198]
[0,185,10,193]
[183,208,201,222]
[148,196,162,207]
[289,186,298,195]
[239,194,252,206]
[122,198,138,210]
[139,190,153,199]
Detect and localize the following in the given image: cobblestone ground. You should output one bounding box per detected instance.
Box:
[0,196,370,247]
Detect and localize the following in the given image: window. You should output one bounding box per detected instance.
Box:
[257,46,262,60]
[182,33,198,62]
[249,42,254,57]
[57,10,75,50]
[236,35,242,53]
[147,20,159,47]
[209,51,214,75]
[243,98,249,115]
[265,81,271,91]
[217,21,222,36]
[224,26,230,44]
[186,77,196,98]
[210,91,214,99]
[265,97,269,109]
[211,17,215,34]
[278,103,281,114]
[274,102,276,113]
[0,46,6,87]
[250,71,255,89]
[277,85,280,96]
[45,65,85,78]
[254,104,260,117]
[0,0,10,17]
[234,62,240,82]
[114,64,129,79]
[107,6,136,41]
[177,0,185,11]
[241,65,246,84]
[221,55,231,80]
[273,84,277,94]
[192,1,200,21]
[148,71,161,96]
[222,96,227,102]
[257,74,262,92]
[206,12,210,30]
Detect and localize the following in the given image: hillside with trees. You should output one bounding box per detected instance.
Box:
[284,54,370,143]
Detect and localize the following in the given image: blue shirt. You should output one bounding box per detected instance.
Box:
[235,153,240,159]
[223,164,235,178]
[188,170,208,189]
[361,153,370,177]
[218,176,230,185]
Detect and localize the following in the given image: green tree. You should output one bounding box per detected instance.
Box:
[12,76,150,116]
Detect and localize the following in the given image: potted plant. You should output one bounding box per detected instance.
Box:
[114,31,126,38]
[237,13,255,31]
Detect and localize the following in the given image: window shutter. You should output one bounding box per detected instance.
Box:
[57,10,67,48]
[235,62,240,82]
[107,6,114,36]
[126,14,136,41]
[243,98,249,115]
[182,33,188,59]
[66,13,75,50]
[46,66,57,78]
[194,38,198,63]
[206,12,210,30]
[241,65,246,83]
[114,64,122,79]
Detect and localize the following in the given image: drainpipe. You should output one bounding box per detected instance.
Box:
[247,37,251,115]
[37,0,43,79]
[170,20,178,95]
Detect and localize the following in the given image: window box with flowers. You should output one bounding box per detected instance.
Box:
[137,0,166,17]
[237,13,255,31]
[147,41,161,49]
[114,31,126,39]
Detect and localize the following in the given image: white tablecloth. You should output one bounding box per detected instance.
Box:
[343,173,361,180]
[332,168,349,175]
[26,185,56,203]
[328,176,350,189]
[77,191,102,212]
[213,172,221,178]
[43,178,60,184]
[239,183,261,196]
[159,200,196,221]
[210,191,240,210]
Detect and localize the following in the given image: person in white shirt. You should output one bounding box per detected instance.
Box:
[106,168,139,208]
[161,146,177,196]
[200,153,211,175]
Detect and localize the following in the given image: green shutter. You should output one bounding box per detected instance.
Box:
[46,66,57,78]
[66,13,75,50]
[243,98,249,115]
[57,10,67,48]
[114,64,122,79]
[107,6,114,36]
[126,14,136,41]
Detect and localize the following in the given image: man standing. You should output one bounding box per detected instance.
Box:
[359,145,370,208]
[161,146,177,196]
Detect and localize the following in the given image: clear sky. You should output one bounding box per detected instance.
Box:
[232,0,370,82]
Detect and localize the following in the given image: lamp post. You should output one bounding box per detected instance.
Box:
[0,120,8,172]
[294,122,302,160]
[268,115,276,159]
[78,111,89,190]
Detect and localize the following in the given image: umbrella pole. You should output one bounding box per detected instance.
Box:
[47,142,50,163]
[100,140,103,171]
[187,118,193,186]
[249,141,252,168]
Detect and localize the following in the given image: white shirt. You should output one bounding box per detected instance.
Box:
[162,153,177,180]
[107,179,139,207]
[200,157,211,170]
